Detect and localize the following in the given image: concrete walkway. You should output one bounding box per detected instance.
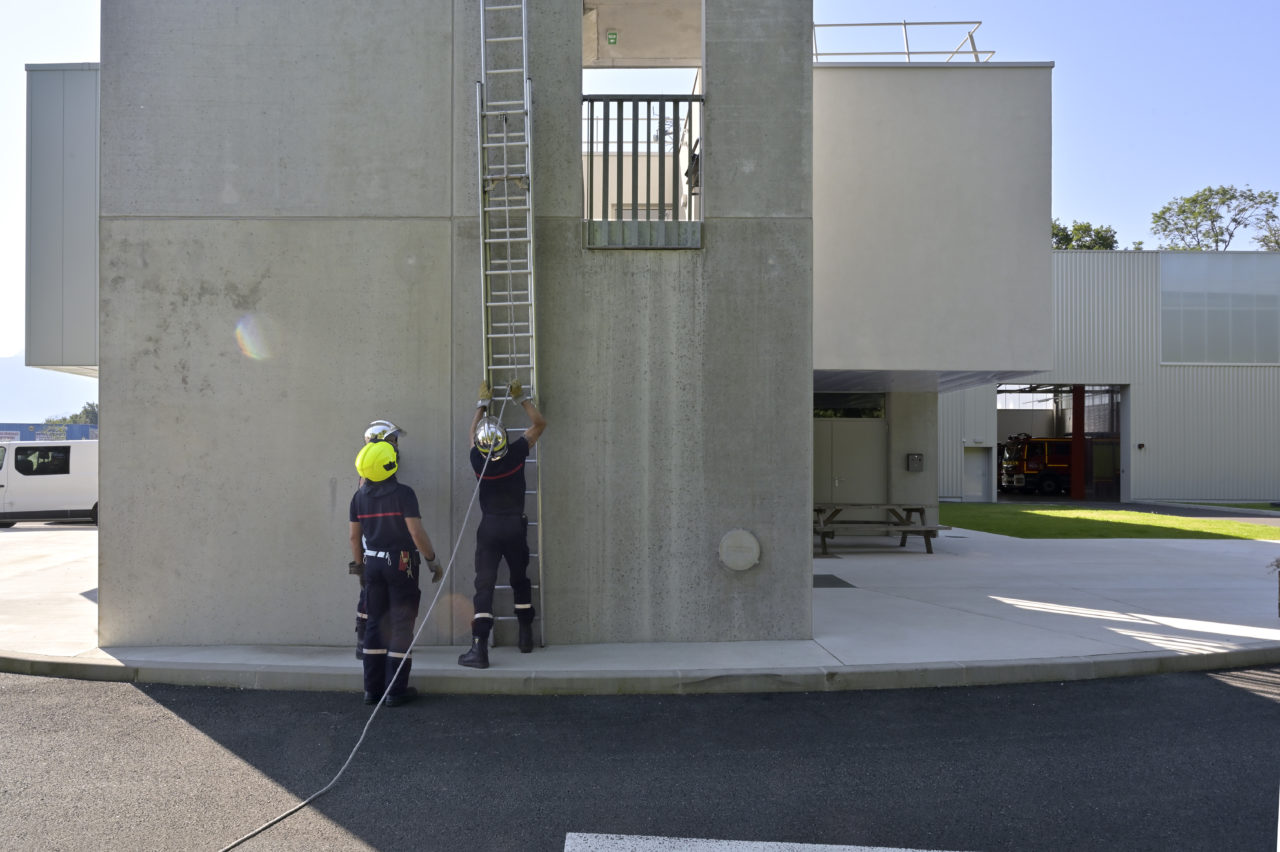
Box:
[2,517,1279,694]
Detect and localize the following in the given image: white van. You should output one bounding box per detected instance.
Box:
[0,440,98,527]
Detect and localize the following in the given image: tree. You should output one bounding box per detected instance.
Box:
[1051,218,1118,250]
[1255,208,1280,252]
[1150,184,1278,251]
[45,401,98,426]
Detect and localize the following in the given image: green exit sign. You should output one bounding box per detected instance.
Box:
[606,30,618,45]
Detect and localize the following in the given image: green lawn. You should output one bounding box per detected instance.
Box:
[938,503,1280,540]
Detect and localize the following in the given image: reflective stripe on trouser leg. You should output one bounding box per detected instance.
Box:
[471,611,494,640]
[514,602,535,625]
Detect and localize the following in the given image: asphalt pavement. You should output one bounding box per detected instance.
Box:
[2,667,1278,851]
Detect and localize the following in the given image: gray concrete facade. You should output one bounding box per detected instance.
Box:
[98,0,814,647]
[540,0,813,643]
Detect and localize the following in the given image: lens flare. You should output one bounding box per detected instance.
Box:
[235,314,278,360]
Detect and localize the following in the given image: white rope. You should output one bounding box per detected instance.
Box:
[219,395,514,851]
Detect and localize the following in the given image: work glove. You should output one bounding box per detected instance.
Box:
[508,378,527,405]
[348,560,363,576]
[427,558,443,584]
[477,381,492,409]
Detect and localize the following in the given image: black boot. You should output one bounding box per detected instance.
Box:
[517,621,534,653]
[457,637,489,669]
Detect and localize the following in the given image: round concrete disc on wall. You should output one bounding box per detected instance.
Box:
[718,528,760,572]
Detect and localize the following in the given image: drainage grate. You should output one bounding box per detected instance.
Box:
[813,574,855,588]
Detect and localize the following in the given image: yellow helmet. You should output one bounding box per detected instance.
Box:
[355,440,398,482]
[474,416,508,460]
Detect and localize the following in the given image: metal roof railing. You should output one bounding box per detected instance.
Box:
[813,21,994,63]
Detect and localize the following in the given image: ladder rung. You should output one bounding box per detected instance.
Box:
[484,4,523,11]
[482,101,526,110]
[485,36,524,43]
[483,204,530,213]
[485,68,523,76]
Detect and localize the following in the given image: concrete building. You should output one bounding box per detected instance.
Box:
[939,250,1280,503]
[29,2,1053,650]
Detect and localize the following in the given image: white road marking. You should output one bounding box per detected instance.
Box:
[564,835,970,852]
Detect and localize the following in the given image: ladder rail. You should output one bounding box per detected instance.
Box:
[476,0,544,648]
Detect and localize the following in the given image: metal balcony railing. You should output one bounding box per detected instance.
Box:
[813,21,994,63]
[582,94,703,248]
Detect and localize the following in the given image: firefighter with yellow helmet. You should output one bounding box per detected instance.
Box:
[349,429,441,706]
[458,379,546,668]
[351,420,410,659]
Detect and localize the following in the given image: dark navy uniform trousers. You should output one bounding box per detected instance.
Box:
[472,513,533,637]
[362,552,421,697]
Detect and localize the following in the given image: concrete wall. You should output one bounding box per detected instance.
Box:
[26,65,99,375]
[885,392,937,507]
[540,0,813,643]
[812,63,1053,375]
[99,0,461,646]
[98,0,814,647]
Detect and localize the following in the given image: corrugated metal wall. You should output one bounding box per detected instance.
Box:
[938,385,996,500]
[1010,251,1280,501]
[26,65,99,373]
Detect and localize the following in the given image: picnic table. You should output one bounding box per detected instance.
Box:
[813,503,951,555]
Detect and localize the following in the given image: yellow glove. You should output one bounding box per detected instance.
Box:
[509,379,526,404]
[477,381,492,409]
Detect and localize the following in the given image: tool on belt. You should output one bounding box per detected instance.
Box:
[398,549,419,579]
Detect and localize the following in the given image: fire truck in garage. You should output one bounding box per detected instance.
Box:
[999,432,1119,497]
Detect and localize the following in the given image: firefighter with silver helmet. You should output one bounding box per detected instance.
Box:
[458,378,546,668]
[349,431,442,706]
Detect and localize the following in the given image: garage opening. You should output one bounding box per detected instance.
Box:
[996,384,1123,501]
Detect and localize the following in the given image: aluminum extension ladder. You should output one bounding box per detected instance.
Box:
[476,0,543,648]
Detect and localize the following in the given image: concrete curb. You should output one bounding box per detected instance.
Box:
[1143,500,1280,518]
[5,644,1280,695]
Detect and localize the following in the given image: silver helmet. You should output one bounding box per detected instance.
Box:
[473,415,508,460]
[364,419,405,444]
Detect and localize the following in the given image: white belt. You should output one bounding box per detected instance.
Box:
[364,549,392,560]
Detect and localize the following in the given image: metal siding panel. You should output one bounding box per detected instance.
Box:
[938,386,997,500]
[942,252,1280,501]
[1047,252,1280,501]
[937,390,963,499]
[26,71,64,366]
[61,70,99,366]
[25,67,100,370]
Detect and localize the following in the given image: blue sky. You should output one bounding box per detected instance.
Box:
[4,1,1279,420]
